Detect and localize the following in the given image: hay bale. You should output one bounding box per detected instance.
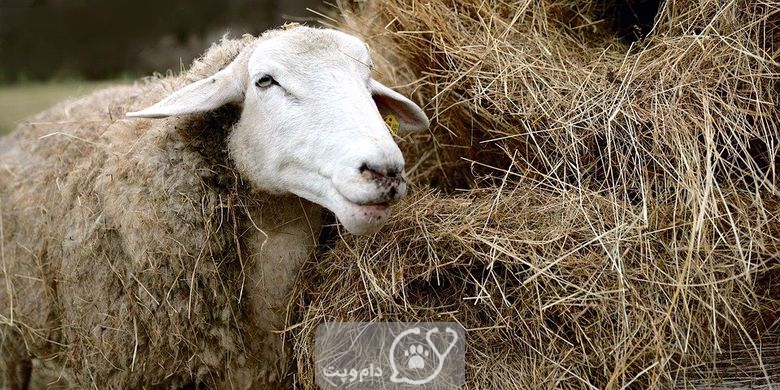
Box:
[292,0,779,388]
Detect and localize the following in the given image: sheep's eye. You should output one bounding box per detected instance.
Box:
[255,75,275,88]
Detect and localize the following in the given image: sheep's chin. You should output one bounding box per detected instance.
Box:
[328,193,392,236]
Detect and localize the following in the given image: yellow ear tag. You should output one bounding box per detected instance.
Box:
[384,114,400,136]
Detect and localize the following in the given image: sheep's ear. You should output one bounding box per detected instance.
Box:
[127,58,247,118]
[370,79,430,132]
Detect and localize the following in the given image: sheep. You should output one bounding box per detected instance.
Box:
[0,25,429,389]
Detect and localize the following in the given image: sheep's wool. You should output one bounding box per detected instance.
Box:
[0,32,321,389]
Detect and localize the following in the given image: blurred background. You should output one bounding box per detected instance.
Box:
[0,0,324,133]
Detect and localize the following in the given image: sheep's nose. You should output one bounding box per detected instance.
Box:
[359,162,407,201]
[359,163,401,180]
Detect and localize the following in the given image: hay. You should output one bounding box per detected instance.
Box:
[292,0,779,388]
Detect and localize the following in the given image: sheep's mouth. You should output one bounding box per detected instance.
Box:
[330,169,407,209]
[332,182,396,210]
[324,187,395,235]
[354,201,390,208]
[346,199,390,216]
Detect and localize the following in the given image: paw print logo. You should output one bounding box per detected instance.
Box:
[404,344,429,369]
[389,326,459,385]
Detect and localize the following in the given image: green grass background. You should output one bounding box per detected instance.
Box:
[0,81,108,135]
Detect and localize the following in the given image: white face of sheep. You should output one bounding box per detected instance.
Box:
[127,28,429,235]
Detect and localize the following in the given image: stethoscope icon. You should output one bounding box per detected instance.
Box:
[388,326,459,385]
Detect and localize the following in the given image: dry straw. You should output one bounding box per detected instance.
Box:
[292,0,779,388]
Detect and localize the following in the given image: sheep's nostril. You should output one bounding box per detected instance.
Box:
[386,168,399,178]
[359,163,390,180]
[359,163,403,177]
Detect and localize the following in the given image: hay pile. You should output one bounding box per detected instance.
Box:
[291,0,779,388]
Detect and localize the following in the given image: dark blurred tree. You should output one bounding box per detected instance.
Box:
[0,0,323,83]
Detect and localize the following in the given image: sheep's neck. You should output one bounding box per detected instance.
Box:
[240,194,321,332]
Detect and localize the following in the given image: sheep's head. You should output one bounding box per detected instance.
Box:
[127,27,429,235]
